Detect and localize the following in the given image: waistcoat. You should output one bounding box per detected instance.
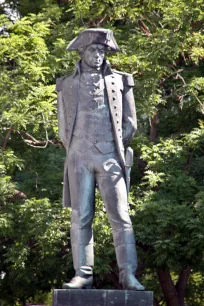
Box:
[71,71,116,154]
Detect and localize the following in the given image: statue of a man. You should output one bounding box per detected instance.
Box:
[56,28,144,291]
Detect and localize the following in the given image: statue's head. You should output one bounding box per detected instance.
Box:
[79,44,106,69]
[66,28,120,68]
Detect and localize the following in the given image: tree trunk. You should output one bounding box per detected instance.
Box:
[154,298,160,306]
[157,268,180,306]
[149,113,159,143]
[176,266,191,306]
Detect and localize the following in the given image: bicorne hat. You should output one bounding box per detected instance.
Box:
[66,28,120,52]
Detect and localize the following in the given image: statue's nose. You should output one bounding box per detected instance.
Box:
[94,50,100,57]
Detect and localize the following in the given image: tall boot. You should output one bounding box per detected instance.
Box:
[62,226,94,289]
[113,229,145,291]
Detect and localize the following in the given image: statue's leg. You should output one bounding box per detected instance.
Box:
[95,153,144,290]
[63,148,95,289]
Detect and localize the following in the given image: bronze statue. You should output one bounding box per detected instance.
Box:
[56,28,144,291]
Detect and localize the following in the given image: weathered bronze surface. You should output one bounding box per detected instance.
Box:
[56,29,144,290]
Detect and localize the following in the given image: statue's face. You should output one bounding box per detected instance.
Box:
[81,44,106,68]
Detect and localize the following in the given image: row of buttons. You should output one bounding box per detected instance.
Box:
[110,76,122,139]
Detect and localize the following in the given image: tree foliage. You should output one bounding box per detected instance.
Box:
[0,0,203,305]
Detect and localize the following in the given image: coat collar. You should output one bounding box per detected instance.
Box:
[72,59,113,77]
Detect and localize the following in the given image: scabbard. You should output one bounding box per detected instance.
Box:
[125,147,134,198]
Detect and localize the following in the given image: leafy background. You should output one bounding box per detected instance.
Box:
[0,0,203,305]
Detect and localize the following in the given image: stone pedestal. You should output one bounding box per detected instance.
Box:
[52,289,153,306]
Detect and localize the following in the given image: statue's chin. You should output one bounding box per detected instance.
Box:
[91,63,102,69]
[81,59,103,70]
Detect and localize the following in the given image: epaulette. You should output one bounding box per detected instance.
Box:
[56,76,66,92]
[112,70,134,87]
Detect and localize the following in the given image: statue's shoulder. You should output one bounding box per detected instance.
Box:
[112,69,134,87]
[56,73,74,92]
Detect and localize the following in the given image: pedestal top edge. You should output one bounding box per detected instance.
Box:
[53,289,153,293]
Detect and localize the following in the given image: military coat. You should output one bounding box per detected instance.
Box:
[56,60,137,207]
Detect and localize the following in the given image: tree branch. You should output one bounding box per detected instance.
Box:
[17,113,50,148]
[142,15,157,30]
[8,189,27,202]
[14,189,27,200]
[162,67,204,113]
[96,15,107,26]
[2,127,13,150]
[184,151,193,171]
[191,20,204,29]
[175,72,204,111]
[29,168,39,191]
[19,131,39,143]
[138,19,152,36]
[17,131,60,148]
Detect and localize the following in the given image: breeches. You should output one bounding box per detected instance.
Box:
[68,145,137,271]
